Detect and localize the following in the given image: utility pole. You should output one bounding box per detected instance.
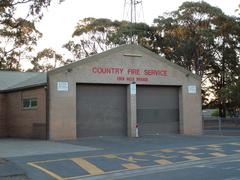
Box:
[130,0,133,43]
[221,40,226,118]
[123,0,144,44]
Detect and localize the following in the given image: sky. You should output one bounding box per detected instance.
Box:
[30,0,240,53]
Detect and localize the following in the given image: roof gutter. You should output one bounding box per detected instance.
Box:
[0,83,47,93]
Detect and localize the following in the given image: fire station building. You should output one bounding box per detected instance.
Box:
[0,44,202,140]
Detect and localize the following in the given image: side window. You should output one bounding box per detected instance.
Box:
[23,98,38,109]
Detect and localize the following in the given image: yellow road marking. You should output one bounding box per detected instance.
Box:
[229,143,240,146]
[103,154,147,163]
[103,154,135,162]
[185,147,199,150]
[210,152,227,157]
[154,159,173,165]
[178,150,193,155]
[103,154,118,158]
[208,144,221,148]
[207,147,224,152]
[54,154,240,180]
[71,158,104,175]
[26,142,240,180]
[160,149,175,153]
[28,142,238,165]
[128,156,136,162]
[151,154,175,159]
[27,162,63,180]
[122,163,141,170]
[133,152,146,156]
[183,155,201,161]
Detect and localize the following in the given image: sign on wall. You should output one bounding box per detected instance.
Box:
[130,83,136,95]
[188,85,197,94]
[91,66,168,82]
[57,82,69,91]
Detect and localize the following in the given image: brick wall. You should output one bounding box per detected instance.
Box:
[6,87,47,139]
[0,93,6,137]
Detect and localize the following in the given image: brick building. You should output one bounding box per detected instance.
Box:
[0,45,202,139]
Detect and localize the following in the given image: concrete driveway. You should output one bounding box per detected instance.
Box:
[0,139,100,179]
[0,139,99,158]
[1,135,240,180]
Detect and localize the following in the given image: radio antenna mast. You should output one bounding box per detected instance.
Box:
[123,0,144,44]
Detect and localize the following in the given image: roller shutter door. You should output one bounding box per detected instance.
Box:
[76,84,127,137]
[137,86,179,136]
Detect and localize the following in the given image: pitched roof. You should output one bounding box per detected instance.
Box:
[0,71,47,92]
[49,44,201,80]
[0,45,200,92]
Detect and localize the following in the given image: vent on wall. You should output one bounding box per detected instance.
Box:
[124,54,143,57]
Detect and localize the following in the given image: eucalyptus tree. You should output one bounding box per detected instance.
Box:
[63,17,151,60]
[219,80,240,117]
[152,1,240,116]
[29,48,68,72]
[0,0,62,70]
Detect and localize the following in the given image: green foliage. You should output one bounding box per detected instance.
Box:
[219,80,240,116]
[211,109,219,117]
[63,17,151,59]
[0,17,42,70]
[30,48,65,72]
[151,1,240,116]
[152,1,226,77]
[0,0,51,19]
[0,0,60,71]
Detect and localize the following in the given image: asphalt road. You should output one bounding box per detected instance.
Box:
[4,135,240,180]
[122,159,240,180]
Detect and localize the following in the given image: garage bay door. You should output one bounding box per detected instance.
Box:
[76,84,127,137]
[137,86,179,136]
